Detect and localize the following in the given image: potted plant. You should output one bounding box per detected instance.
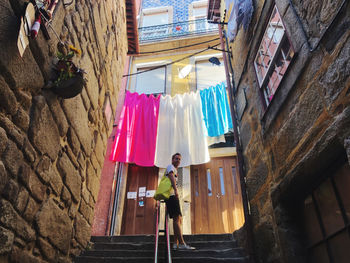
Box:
[51,45,86,99]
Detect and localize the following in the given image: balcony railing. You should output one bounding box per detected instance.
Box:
[139,18,218,43]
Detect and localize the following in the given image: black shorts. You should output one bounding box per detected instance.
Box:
[165,195,182,219]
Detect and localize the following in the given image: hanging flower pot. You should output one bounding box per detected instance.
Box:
[51,45,86,99]
[51,71,85,99]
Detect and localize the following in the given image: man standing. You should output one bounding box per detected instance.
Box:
[165,153,195,250]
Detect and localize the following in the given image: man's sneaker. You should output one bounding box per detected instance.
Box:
[172,243,178,250]
[178,243,195,250]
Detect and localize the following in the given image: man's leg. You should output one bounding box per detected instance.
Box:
[173,215,185,245]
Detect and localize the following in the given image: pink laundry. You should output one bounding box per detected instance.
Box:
[110,91,160,167]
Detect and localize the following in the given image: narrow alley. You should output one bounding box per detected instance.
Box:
[0,0,349,263]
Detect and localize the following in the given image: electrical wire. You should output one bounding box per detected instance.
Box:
[137,37,220,54]
[123,43,221,77]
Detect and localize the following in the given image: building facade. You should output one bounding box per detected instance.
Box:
[208,0,350,262]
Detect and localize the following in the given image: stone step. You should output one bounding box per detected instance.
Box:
[74,256,154,263]
[75,256,248,263]
[82,247,244,258]
[171,256,249,263]
[90,233,234,243]
[92,240,237,250]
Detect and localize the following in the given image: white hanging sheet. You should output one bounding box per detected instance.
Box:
[155,91,210,168]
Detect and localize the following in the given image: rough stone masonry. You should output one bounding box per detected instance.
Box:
[0,0,128,262]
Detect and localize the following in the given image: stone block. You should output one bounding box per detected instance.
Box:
[0,114,24,147]
[0,161,8,195]
[67,127,80,155]
[68,202,78,219]
[38,237,56,262]
[62,95,92,156]
[90,152,100,171]
[44,91,69,137]
[0,76,17,115]
[0,127,7,154]
[72,12,83,40]
[2,140,23,177]
[86,162,100,201]
[36,155,52,184]
[75,213,91,247]
[94,133,106,166]
[22,138,37,164]
[0,199,35,241]
[3,179,19,203]
[29,96,60,160]
[80,88,91,111]
[79,198,94,225]
[254,219,276,261]
[65,146,79,169]
[14,89,32,112]
[23,197,40,222]
[57,152,81,203]
[0,226,14,255]
[345,138,350,166]
[19,163,46,202]
[77,152,86,171]
[13,107,30,132]
[61,186,72,207]
[36,199,72,254]
[319,37,350,107]
[14,187,29,214]
[36,156,64,196]
[0,1,44,91]
[11,246,45,263]
[80,54,99,110]
[246,160,269,199]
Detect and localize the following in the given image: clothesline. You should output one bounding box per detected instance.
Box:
[110,82,233,168]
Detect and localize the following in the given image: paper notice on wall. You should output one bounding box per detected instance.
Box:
[139,187,146,197]
[127,192,137,199]
[146,190,156,198]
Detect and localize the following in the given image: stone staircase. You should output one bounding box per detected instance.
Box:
[74,234,249,263]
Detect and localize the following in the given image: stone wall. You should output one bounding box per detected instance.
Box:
[228,0,350,262]
[0,0,128,262]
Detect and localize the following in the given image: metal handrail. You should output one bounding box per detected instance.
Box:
[139,18,218,43]
[154,201,160,263]
[154,201,172,263]
[165,207,172,263]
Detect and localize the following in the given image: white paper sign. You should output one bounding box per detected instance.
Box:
[146,190,156,198]
[127,192,137,199]
[139,187,146,197]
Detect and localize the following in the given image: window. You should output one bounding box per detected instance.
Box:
[135,66,166,95]
[254,5,294,108]
[195,57,226,90]
[302,162,350,263]
[141,7,171,40]
[190,1,215,32]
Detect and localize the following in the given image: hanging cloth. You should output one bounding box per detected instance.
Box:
[200,82,233,137]
[110,91,160,166]
[155,92,210,168]
[226,0,253,42]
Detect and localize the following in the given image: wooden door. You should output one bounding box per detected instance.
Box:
[191,157,244,234]
[121,165,159,235]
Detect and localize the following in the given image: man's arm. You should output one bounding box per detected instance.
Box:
[168,171,179,199]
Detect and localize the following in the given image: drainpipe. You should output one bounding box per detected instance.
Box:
[218,25,255,263]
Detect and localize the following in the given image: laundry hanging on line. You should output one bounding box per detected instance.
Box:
[200,82,233,137]
[109,91,160,166]
[155,91,210,168]
[110,83,233,168]
[226,0,254,42]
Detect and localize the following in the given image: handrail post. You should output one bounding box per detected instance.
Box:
[154,201,160,263]
[165,207,172,263]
